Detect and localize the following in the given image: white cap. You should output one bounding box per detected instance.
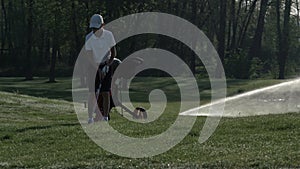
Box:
[89,14,104,29]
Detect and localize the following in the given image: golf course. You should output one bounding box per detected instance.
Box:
[0,77,299,168]
[1,0,300,168]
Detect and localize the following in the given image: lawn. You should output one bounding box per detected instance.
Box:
[0,77,299,168]
[0,77,285,102]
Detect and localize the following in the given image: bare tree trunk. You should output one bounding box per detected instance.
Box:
[7,0,13,62]
[238,0,258,48]
[215,0,227,78]
[70,0,80,66]
[190,0,197,75]
[1,0,7,57]
[197,3,210,29]
[49,14,58,83]
[25,0,33,80]
[248,0,269,59]
[84,0,90,34]
[218,0,227,63]
[276,0,292,79]
[49,43,57,83]
[276,0,282,56]
[38,31,45,66]
[296,0,300,36]
[227,0,235,50]
[45,30,50,64]
[206,0,218,45]
[230,0,243,50]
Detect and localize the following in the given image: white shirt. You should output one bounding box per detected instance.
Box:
[85,29,116,64]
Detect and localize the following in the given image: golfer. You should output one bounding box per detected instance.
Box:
[85,14,117,123]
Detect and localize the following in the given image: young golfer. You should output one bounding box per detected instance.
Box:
[85,14,117,123]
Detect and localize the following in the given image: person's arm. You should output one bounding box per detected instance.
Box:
[107,46,117,65]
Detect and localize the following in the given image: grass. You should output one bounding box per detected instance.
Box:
[0,77,72,101]
[0,77,285,102]
[0,77,299,168]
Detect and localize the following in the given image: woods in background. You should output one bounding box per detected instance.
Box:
[0,0,299,81]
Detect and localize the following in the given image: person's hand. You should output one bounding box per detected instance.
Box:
[106,59,113,66]
[98,71,106,81]
[101,72,106,80]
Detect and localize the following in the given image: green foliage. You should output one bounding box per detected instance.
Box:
[267,59,280,79]
[225,50,250,79]
[249,57,264,79]
[1,0,300,79]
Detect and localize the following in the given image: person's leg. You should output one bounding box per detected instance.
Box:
[94,67,105,122]
[87,67,100,123]
[99,69,111,121]
[94,93,103,122]
[88,92,96,119]
[100,92,110,121]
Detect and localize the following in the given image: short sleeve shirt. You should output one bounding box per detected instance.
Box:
[85,29,116,64]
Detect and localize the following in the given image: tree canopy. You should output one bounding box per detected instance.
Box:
[0,0,299,80]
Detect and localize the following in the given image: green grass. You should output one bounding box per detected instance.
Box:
[0,77,299,168]
[129,77,285,104]
[0,77,284,103]
[0,77,72,101]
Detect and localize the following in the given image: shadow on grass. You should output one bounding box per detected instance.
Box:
[16,123,79,133]
[0,77,282,103]
[0,77,72,101]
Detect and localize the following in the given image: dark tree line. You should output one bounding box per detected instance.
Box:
[0,0,299,81]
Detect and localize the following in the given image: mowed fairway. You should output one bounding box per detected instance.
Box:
[0,77,300,168]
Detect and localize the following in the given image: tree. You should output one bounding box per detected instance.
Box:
[246,0,269,78]
[25,0,34,80]
[218,0,227,64]
[69,0,81,66]
[1,0,7,57]
[248,0,269,60]
[189,0,197,75]
[48,0,65,83]
[0,0,299,79]
[237,0,259,48]
[228,0,243,51]
[215,0,227,78]
[276,0,292,79]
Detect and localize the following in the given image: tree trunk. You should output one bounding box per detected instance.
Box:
[206,0,218,46]
[215,0,227,78]
[70,0,80,66]
[276,0,292,79]
[84,0,90,34]
[1,0,7,57]
[49,43,57,83]
[49,14,58,83]
[230,0,243,51]
[248,0,269,59]
[25,0,33,81]
[218,0,227,63]
[49,47,57,83]
[227,0,235,50]
[238,0,258,48]
[297,0,300,27]
[190,0,197,75]
[228,0,237,51]
[7,0,13,63]
[45,30,50,64]
[38,31,45,66]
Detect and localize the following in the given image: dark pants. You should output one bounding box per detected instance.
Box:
[87,64,112,93]
[95,66,112,92]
